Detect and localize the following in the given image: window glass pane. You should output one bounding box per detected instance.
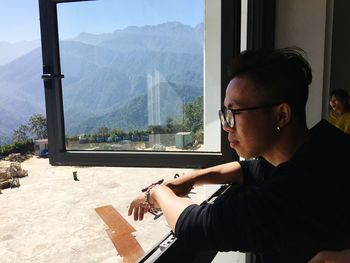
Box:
[57,0,221,153]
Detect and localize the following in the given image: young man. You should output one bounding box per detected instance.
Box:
[129,48,350,262]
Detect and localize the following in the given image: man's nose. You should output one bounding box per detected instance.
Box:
[222,122,234,133]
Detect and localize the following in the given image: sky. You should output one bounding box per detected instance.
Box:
[0,0,41,42]
[0,0,203,43]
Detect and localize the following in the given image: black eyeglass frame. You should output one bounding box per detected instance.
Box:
[218,103,281,128]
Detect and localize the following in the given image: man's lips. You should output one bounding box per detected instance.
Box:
[229,139,239,148]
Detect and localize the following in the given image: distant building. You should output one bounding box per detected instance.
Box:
[34,139,48,157]
[175,132,192,149]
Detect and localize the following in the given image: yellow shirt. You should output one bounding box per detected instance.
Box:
[328,110,350,135]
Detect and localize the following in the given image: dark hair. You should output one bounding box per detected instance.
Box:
[230,47,312,123]
[330,89,349,107]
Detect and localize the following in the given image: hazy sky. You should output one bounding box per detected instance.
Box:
[0,0,40,42]
[0,0,203,43]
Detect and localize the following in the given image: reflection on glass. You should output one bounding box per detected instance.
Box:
[57,0,208,152]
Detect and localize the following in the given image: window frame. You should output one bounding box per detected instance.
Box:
[39,0,275,169]
[247,0,275,49]
[38,0,240,168]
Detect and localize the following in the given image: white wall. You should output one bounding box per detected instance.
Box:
[275,0,330,127]
[204,0,221,151]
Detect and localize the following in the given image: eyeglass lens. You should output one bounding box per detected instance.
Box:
[219,109,234,128]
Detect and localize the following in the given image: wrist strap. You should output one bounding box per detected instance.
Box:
[144,185,156,206]
[142,179,164,210]
[141,179,164,192]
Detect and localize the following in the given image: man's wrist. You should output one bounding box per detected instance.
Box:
[150,184,173,209]
[190,170,203,186]
[148,184,162,208]
[141,179,164,208]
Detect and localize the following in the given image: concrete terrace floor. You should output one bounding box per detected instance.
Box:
[0,157,204,263]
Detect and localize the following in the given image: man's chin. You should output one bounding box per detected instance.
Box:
[235,150,255,160]
[229,143,257,159]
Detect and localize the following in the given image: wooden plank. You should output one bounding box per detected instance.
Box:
[95,205,135,236]
[95,205,145,263]
[106,229,145,263]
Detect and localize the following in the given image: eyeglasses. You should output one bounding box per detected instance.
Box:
[218,103,280,128]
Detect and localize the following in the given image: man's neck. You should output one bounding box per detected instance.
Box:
[263,123,309,166]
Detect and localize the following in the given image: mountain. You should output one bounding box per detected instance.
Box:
[72,22,202,54]
[0,40,41,66]
[62,22,203,135]
[0,22,203,141]
[0,48,45,143]
[66,80,201,135]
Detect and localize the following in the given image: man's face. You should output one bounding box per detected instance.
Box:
[223,76,278,159]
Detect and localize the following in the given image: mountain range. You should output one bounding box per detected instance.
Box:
[0,22,203,143]
[0,47,45,144]
[0,40,41,66]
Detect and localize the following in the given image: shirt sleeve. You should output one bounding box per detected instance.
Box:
[174,166,305,253]
[239,158,275,186]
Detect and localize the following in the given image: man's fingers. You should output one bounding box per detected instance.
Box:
[134,207,139,221]
[128,203,134,216]
[128,197,150,221]
[139,207,145,221]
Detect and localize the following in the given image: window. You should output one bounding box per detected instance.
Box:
[57,1,207,152]
[39,0,239,168]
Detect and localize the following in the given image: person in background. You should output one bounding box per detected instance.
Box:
[308,249,350,263]
[328,89,350,135]
[128,48,350,263]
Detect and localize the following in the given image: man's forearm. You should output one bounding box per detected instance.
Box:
[190,161,243,186]
[164,161,243,197]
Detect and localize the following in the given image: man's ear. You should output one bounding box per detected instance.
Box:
[276,103,291,128]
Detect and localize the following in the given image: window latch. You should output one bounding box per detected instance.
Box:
[41,73,64,81]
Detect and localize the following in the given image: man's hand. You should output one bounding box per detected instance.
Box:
[128,186,161,221]
[128,193,151,221]
[164,176,194,197]
[309,249,350,263]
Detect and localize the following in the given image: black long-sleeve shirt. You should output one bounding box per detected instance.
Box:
[175,120,350,262]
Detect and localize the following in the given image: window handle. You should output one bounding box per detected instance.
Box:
[41,73,64,81]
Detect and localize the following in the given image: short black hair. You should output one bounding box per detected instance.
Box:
[330,89,349,105]
[230,47,312,123]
